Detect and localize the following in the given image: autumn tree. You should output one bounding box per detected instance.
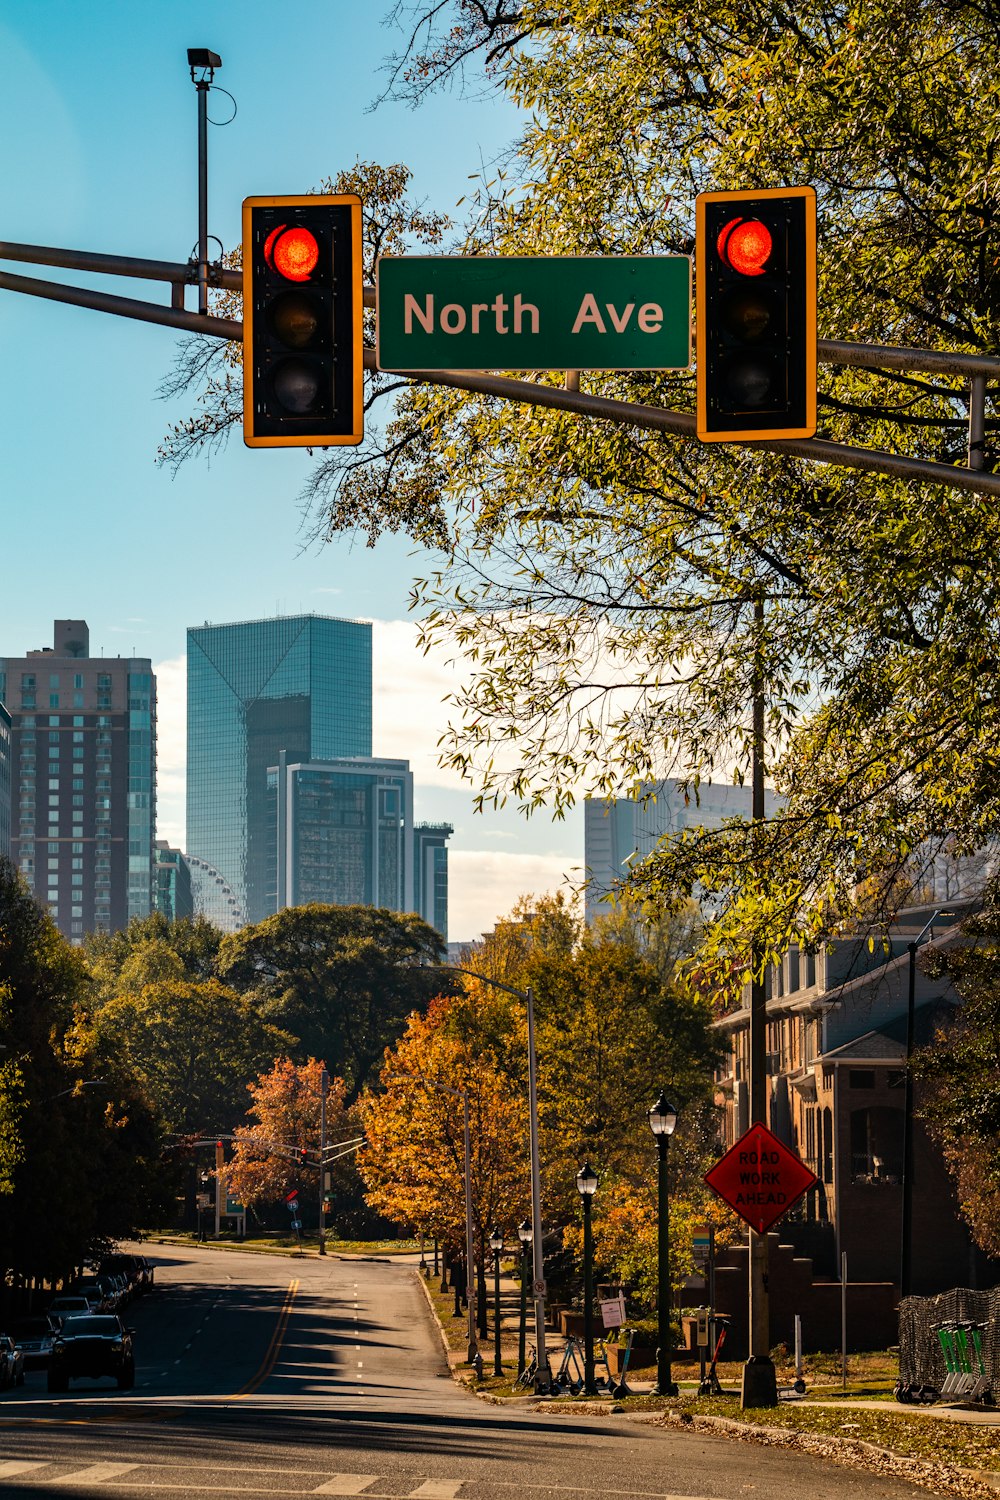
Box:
[215,904,454,1104]
[226,1058,351,1218]
[358,991,528,1253]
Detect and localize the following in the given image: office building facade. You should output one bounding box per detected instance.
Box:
[187,615,372,925]
[270,754,414,913]
[0,620,156,942]
[584,777,783,923]
[269,757,452,938]
[414,822,452,939]
[0,702,11,861]
[153,841,194,923]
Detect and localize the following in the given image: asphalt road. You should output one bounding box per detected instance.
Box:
[0,1244,945,1500]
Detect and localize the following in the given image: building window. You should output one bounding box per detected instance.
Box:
[21,674,35,689]
[73,674,84,690]
[49,695,59,708]
[849,1069,876,1089]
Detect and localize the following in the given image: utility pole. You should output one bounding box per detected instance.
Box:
[742,594,777,1408]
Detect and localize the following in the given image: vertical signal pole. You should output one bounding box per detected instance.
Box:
[318,1068,329,1256]
[187,49,222,316]
[742,594,777,1408]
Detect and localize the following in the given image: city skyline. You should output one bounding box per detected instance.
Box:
[0,7,578,945]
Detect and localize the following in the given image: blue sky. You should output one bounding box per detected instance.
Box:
[0,1,583,940]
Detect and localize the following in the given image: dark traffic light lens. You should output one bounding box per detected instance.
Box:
[724,354,778,409]
[268,291,321,349]
[271,357,326,414]
[722,286,775,341]
[717,218,773,276]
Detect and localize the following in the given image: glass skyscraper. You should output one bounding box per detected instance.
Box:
[187,615,372,924]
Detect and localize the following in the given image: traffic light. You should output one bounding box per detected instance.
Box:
[297,1148,310,1167]
[242,194,363,448]
[696,186,816,442]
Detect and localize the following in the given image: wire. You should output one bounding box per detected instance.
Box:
[207,86,238,127]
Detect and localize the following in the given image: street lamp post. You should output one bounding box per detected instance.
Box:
[490,1225,504,1378]
[649,1091,680,1397]
[517,1219,532,1378]
[428,964,552,1391]
[576,1161,599,1396]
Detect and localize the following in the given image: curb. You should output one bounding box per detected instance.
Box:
[646,1409,1000,1498]
[412,1267,467,1374]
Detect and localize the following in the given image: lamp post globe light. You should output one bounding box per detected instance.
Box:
[517,1219,533,1378]
[649,1091,680,1398]
[489,1226,505,1379]
[575,1161,599,1396]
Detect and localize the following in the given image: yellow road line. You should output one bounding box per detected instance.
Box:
[233,1277,299,1398]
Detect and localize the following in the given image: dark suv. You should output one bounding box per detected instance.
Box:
[47,1315,135,1391]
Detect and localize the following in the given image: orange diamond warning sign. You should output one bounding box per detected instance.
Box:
[704,1121,818,1235]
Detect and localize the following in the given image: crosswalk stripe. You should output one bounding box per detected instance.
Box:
[311,1478,379,1495]
[51,1464,140,1485]
[0,1462,48,1479]
[408,1484,464,1499]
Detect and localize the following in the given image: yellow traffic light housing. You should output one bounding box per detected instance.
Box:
[696,186,816,443]
[242,194,363,448]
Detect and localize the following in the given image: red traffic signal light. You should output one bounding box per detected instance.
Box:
[243,194,363,448]
[696,186,816,443]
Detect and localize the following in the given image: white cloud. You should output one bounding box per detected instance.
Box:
[372,618,471,789]
[447,849,582,944]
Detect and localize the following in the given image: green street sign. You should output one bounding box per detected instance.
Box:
[376,255,691,372]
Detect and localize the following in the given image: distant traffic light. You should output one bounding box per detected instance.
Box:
[242,194,363,448]
[297,1148,310,1167]
[696,186,816,442]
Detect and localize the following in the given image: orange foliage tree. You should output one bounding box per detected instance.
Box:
[226,1057,350,1215]
[358,991,529,1258]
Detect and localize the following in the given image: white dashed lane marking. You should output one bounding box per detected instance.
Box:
[311,1479,379,1496]
[0,1463,47,1479]
[408,1484,464,1499]
[51,1464,140,1485]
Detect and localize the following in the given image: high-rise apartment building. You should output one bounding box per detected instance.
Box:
[584,778,783,924]
[0,620,156,942]
[186,615,372,925]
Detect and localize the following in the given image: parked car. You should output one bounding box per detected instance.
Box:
[99,1254,149,1298]
[47,1315,135,1392]
[0,1332,25,1389]
[11,1317,56,1370]
[72,1278,110,1312]
[47,1296,92,1325]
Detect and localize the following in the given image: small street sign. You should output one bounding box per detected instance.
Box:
[600,1294,627,1330]
[196,1192,210,1210]
[692,1225,712,1267]
[290,1218,302,1230]
[285,1190,299,1206]
[531,1278,547,1299]
[704,1121,818,1235]
[376,256,691,373]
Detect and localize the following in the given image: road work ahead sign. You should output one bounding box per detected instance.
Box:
[704,1121,818,1235]
[376,256,691,372]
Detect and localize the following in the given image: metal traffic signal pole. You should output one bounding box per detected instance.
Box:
[187,48,222,317]
[742,596,778,1409]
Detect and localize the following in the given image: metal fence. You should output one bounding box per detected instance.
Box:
[898,1285,1000,1399]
